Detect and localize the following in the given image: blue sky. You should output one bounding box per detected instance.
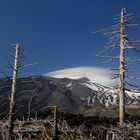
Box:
[0,0,140,78]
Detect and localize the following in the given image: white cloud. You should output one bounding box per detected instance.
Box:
[44,67,118,86]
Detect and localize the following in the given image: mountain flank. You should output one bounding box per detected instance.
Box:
[0,76,140,117]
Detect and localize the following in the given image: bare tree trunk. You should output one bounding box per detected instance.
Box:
[53,106,58,140]
[119,8,125,125]
[27,92,33,121]
[97,7,140,125]
[7,44,20,139]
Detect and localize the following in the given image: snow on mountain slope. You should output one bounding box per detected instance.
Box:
[78,80,140,107]
[45,67,118,86]
[0,76,140,116]
[44,67,140,108]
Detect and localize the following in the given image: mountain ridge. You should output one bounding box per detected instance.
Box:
[0,75,140,117]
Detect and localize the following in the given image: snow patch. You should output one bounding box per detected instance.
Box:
[65,83,72,88]
[83,82,99,91]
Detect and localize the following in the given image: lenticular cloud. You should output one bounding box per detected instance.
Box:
[45,67,118,86]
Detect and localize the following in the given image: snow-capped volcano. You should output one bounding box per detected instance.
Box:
[0,75,140,117]
[45,67,118,86]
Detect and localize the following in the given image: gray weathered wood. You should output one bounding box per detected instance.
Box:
[7,44,20,139]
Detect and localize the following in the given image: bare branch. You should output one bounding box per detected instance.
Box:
[124,80,138,88]
[133,48,140,54]
[124,38,140,43]
[104,30,120,35]
[125,57,140,62]
[125,75,140,80]
[111,75,119,79]
[105,44,119,49]
[110,68,119,71]
[22,62,38,67]
[125,23,139,27]
[96,55,119,59]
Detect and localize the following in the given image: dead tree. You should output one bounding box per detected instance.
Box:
[53,106,58,140]
[119,8,125,125]
[7,44,21,139]
[97,8,140,124]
